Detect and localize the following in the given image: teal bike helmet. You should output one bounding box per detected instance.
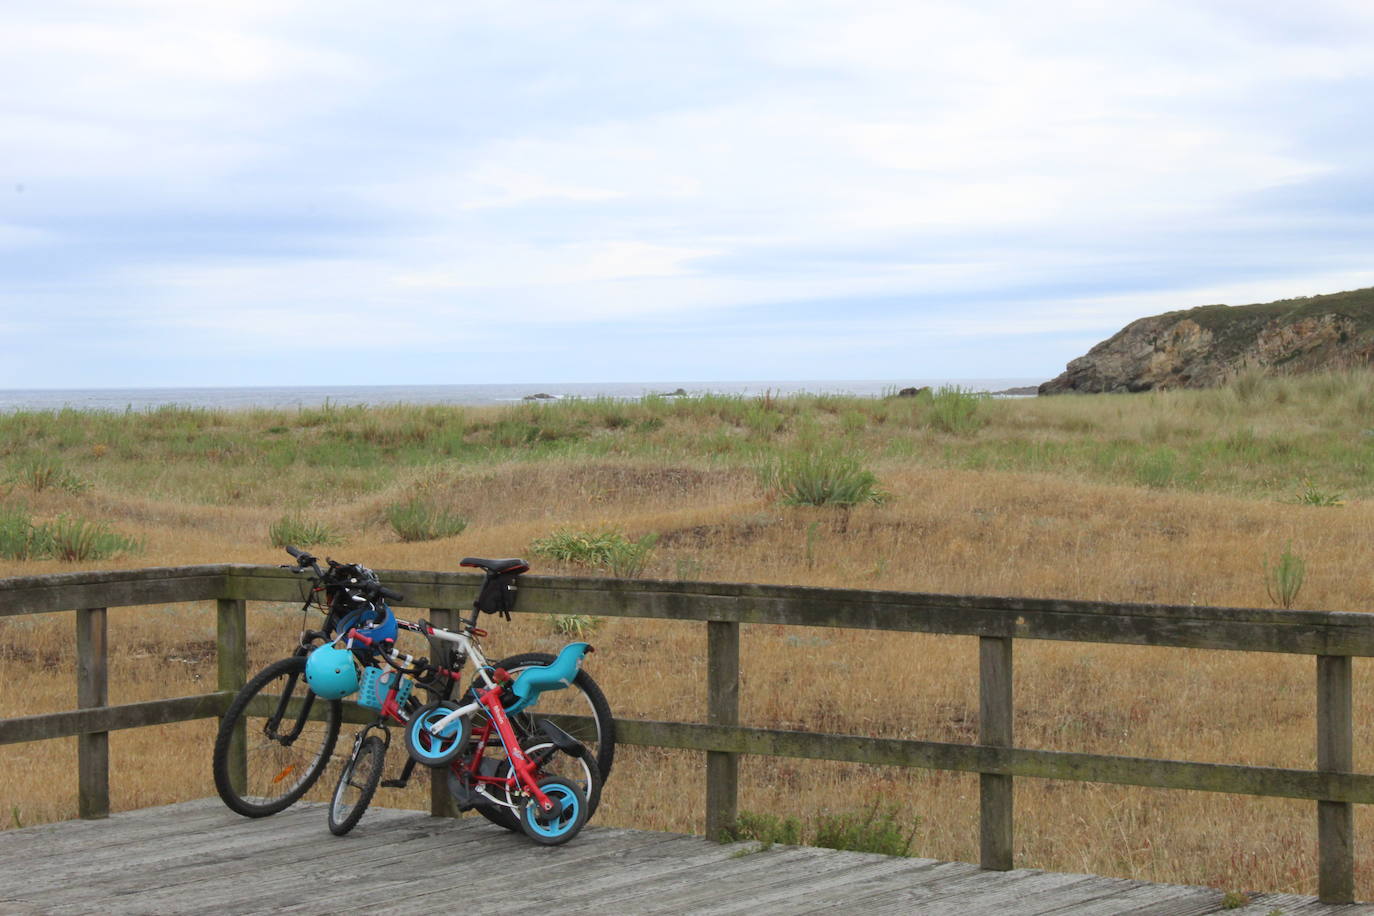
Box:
[305,644,359,700]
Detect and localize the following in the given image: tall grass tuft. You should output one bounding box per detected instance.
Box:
[0,511,141,561]
[46,516,144,562]
[385,499,468,542]
[766,448,884,507]
[9,459,89,493]
[0,511,51,560]
[1263,542,1306,609]
[530,528,658,578]
[725,803,921,857]
[926,386,986,435]
[268,515,341,548]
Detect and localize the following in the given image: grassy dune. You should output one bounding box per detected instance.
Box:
[5,372,1374,897]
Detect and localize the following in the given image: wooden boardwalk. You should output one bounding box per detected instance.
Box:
[0,800,1369,915]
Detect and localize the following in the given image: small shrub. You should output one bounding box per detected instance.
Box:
[530,528,657,578]
[46,516,144,562]
[723,811,802,849]
[385,498,468,542]
[1296,484,1344,507]
[10,459,88,493]
[1135,448,1177,489]
[1220,890,1251,909]
[547,614,602,639]
[1263,542,1306,609]
[269,514,341,548]
[0,511,141,562]
[813,802,920,857]
[0,511,50,560]
[926,386,986,435]
[766,449,884,507]
[1229,366,1267,404]
[723,803,921,857]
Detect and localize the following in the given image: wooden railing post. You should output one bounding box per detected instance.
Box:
[429,608,460,818]
[980,635,1014,870]
[216,598,248,794]
[1317,654,1355,904]
[75,607,109,819]
[705,619,740,839]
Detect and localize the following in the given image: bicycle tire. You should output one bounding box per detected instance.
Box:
[493,652,616,783]
[471,740,601,833]
[212,655,342,818]
[519,776,588,846]
[328,734,386,836]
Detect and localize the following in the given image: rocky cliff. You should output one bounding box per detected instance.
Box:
[1039,287,1374,394]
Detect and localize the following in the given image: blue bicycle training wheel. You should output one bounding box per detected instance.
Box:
[520,776,587,846]
[403,700,470,767]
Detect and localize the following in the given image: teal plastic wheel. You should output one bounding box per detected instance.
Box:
[403,700,470,767]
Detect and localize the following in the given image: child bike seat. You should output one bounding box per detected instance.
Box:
[507,642,591,714]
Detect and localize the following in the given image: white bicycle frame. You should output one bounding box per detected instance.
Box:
[421,626,498,735]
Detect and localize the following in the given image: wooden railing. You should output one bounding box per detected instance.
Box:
[3,564,1372,903]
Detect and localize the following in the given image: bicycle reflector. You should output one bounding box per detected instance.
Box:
[305,645,360,699]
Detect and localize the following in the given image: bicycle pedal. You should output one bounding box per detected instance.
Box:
[379,779,409,789]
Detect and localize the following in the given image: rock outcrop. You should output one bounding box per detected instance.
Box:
[1039,287,1374,394]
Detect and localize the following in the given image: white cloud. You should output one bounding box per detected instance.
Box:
[5,0,1374,385]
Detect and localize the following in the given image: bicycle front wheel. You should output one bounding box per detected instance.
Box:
[212,655,342,818]
[328,734,386,836]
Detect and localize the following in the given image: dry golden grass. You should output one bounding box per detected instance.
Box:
[4,385,1374,897]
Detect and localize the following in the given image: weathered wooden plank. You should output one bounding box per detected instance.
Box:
[839,869,1104,916]
[0,566,227,616]
[1319,653,1357,904]
[81,812,489,915]
[567,844,837,915]
[10,563,1374,655]
[664,850,945,916]
[911,874,1131,916]
[4,805,359,894]
[4,803,1363,915]
[407,831,713,914]
[218,565,1374,656]
[979,635,1014,871]
[0,692,229,745]
[613,719,1374,803]
[705,618,739,839]
[75,606,108,819]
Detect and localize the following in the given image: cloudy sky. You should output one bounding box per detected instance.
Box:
[4,0,1374,389]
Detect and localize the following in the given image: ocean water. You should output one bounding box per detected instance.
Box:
[0,378,1044,413]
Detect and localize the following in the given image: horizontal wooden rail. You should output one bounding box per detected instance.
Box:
[216,565,1374,657]
[610,719,1374,805]
[3,564,1371,902]
[0,693,231,746]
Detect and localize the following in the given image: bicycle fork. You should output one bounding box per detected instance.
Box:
[473,686,555,814]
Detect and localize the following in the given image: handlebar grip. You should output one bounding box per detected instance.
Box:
[284,545,304,559]
[347,628,374,647]
[378,585,404,603]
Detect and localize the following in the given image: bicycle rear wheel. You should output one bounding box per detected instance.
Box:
[212,655,342,818]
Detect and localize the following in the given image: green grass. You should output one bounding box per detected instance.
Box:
[765,448,884,507]
[530,528,658,578]
[7,369,1374,512]
[268,515,342,549]
[722,802,921,857]
[0,511,142,562]
[384,499,468,542]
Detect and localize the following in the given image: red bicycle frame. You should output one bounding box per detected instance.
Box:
[460,683,555,813]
